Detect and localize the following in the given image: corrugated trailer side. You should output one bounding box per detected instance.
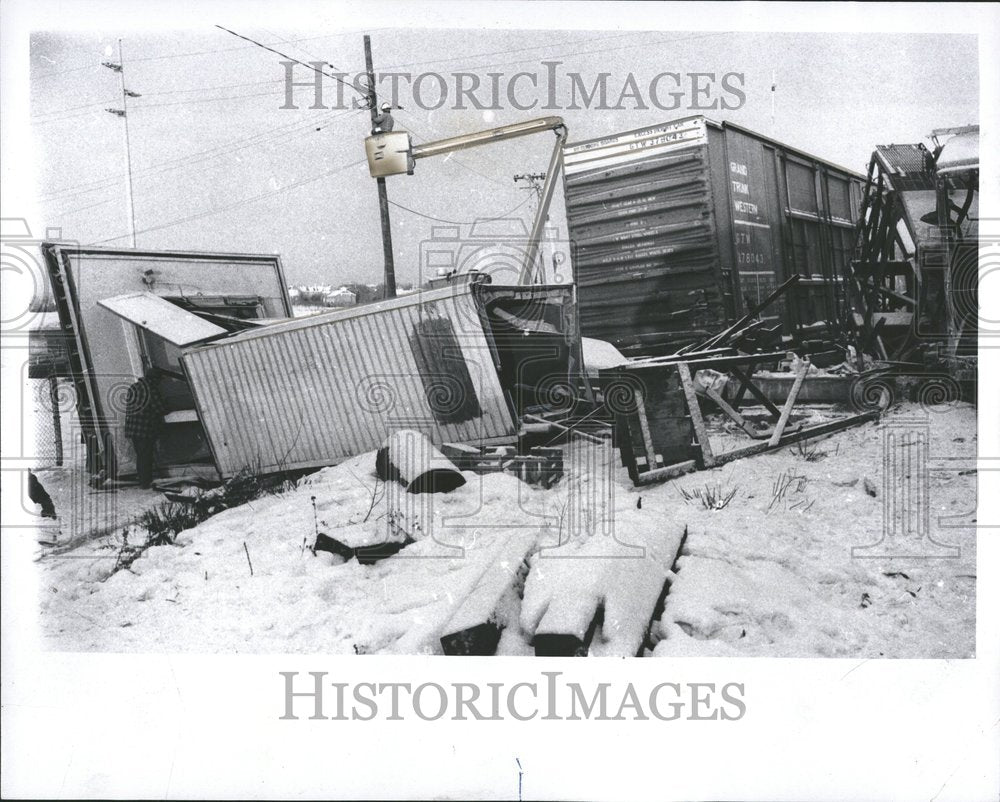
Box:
[181,283,518,478]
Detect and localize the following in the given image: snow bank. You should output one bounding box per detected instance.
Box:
[39,402,976,659]
[651,403,977,658]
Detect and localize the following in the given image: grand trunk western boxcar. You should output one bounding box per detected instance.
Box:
[562,116,863,356]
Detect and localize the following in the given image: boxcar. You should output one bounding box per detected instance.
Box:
[562,116,863,356]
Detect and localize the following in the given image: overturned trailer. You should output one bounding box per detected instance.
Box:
[173,280,582,478]
[562,116,864,357]
[44,241,583,482]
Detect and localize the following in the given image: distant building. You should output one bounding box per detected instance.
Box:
[323,287,357,307]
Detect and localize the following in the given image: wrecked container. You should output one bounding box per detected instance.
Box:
[180,282,518,478]
[50,238,585,482]
[177,281,582,479]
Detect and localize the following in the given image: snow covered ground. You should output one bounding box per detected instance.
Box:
[37,401,977,658]
[653,402,977,658]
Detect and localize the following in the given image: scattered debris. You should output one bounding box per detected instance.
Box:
[768,470,807,512]
[600,346,880,487]
[30,112,978,667]
[439,441,564,488]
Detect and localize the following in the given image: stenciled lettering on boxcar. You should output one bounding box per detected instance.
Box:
[726,132,779,317]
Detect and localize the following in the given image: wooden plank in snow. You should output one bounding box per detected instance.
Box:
[439,533,535,656]
[524,506,686,657]
[533,599,603,657]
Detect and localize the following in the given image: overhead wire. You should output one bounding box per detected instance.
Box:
[92,155,369,244]
[213,25,368,103]
[40,107,359,202]
[388,193,532,226]
[44,28,731,245]
[50,109,363,220]
[379,29,655,71]
[31,28,392,80]
[50,109,364,215]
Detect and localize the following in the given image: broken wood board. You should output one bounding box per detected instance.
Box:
[603,352,874,486]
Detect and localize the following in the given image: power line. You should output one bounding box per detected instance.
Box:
[127,76,284,98]
[379,29,653,71]
[41,110,334,198]
[130,87,293,110]
[376,30,732,192]
[32,96,120,119]
[32,31,727,127]
[49,113,354,219]
[32,85,290,119]
[42,29,734,238]
[32,63,103,81]
[31,29,390,80]
[388,193,532,226]
[450,30,729,74]
[51,194,120,218]
[259,27,332,64]
[40,108,358,202]
[34,27,651,115]
[92,156,368,244]
[30,105,118,125]
[214,25,367,102]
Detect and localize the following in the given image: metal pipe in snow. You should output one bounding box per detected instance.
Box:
[376,429,466,494]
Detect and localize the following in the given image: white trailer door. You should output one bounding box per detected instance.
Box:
[98,292,228,346]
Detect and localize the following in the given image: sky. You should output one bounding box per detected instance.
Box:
[29,28,978,287]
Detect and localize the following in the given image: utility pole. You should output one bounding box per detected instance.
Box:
[103,38,139,247]
[514,172,546,216]
[514,172,548,281]
[364,34,396,299]
[770,69,776,133]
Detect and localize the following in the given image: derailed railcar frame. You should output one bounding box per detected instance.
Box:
[848,130,979,364]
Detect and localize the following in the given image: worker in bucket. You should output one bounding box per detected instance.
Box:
[123,366,167,490]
